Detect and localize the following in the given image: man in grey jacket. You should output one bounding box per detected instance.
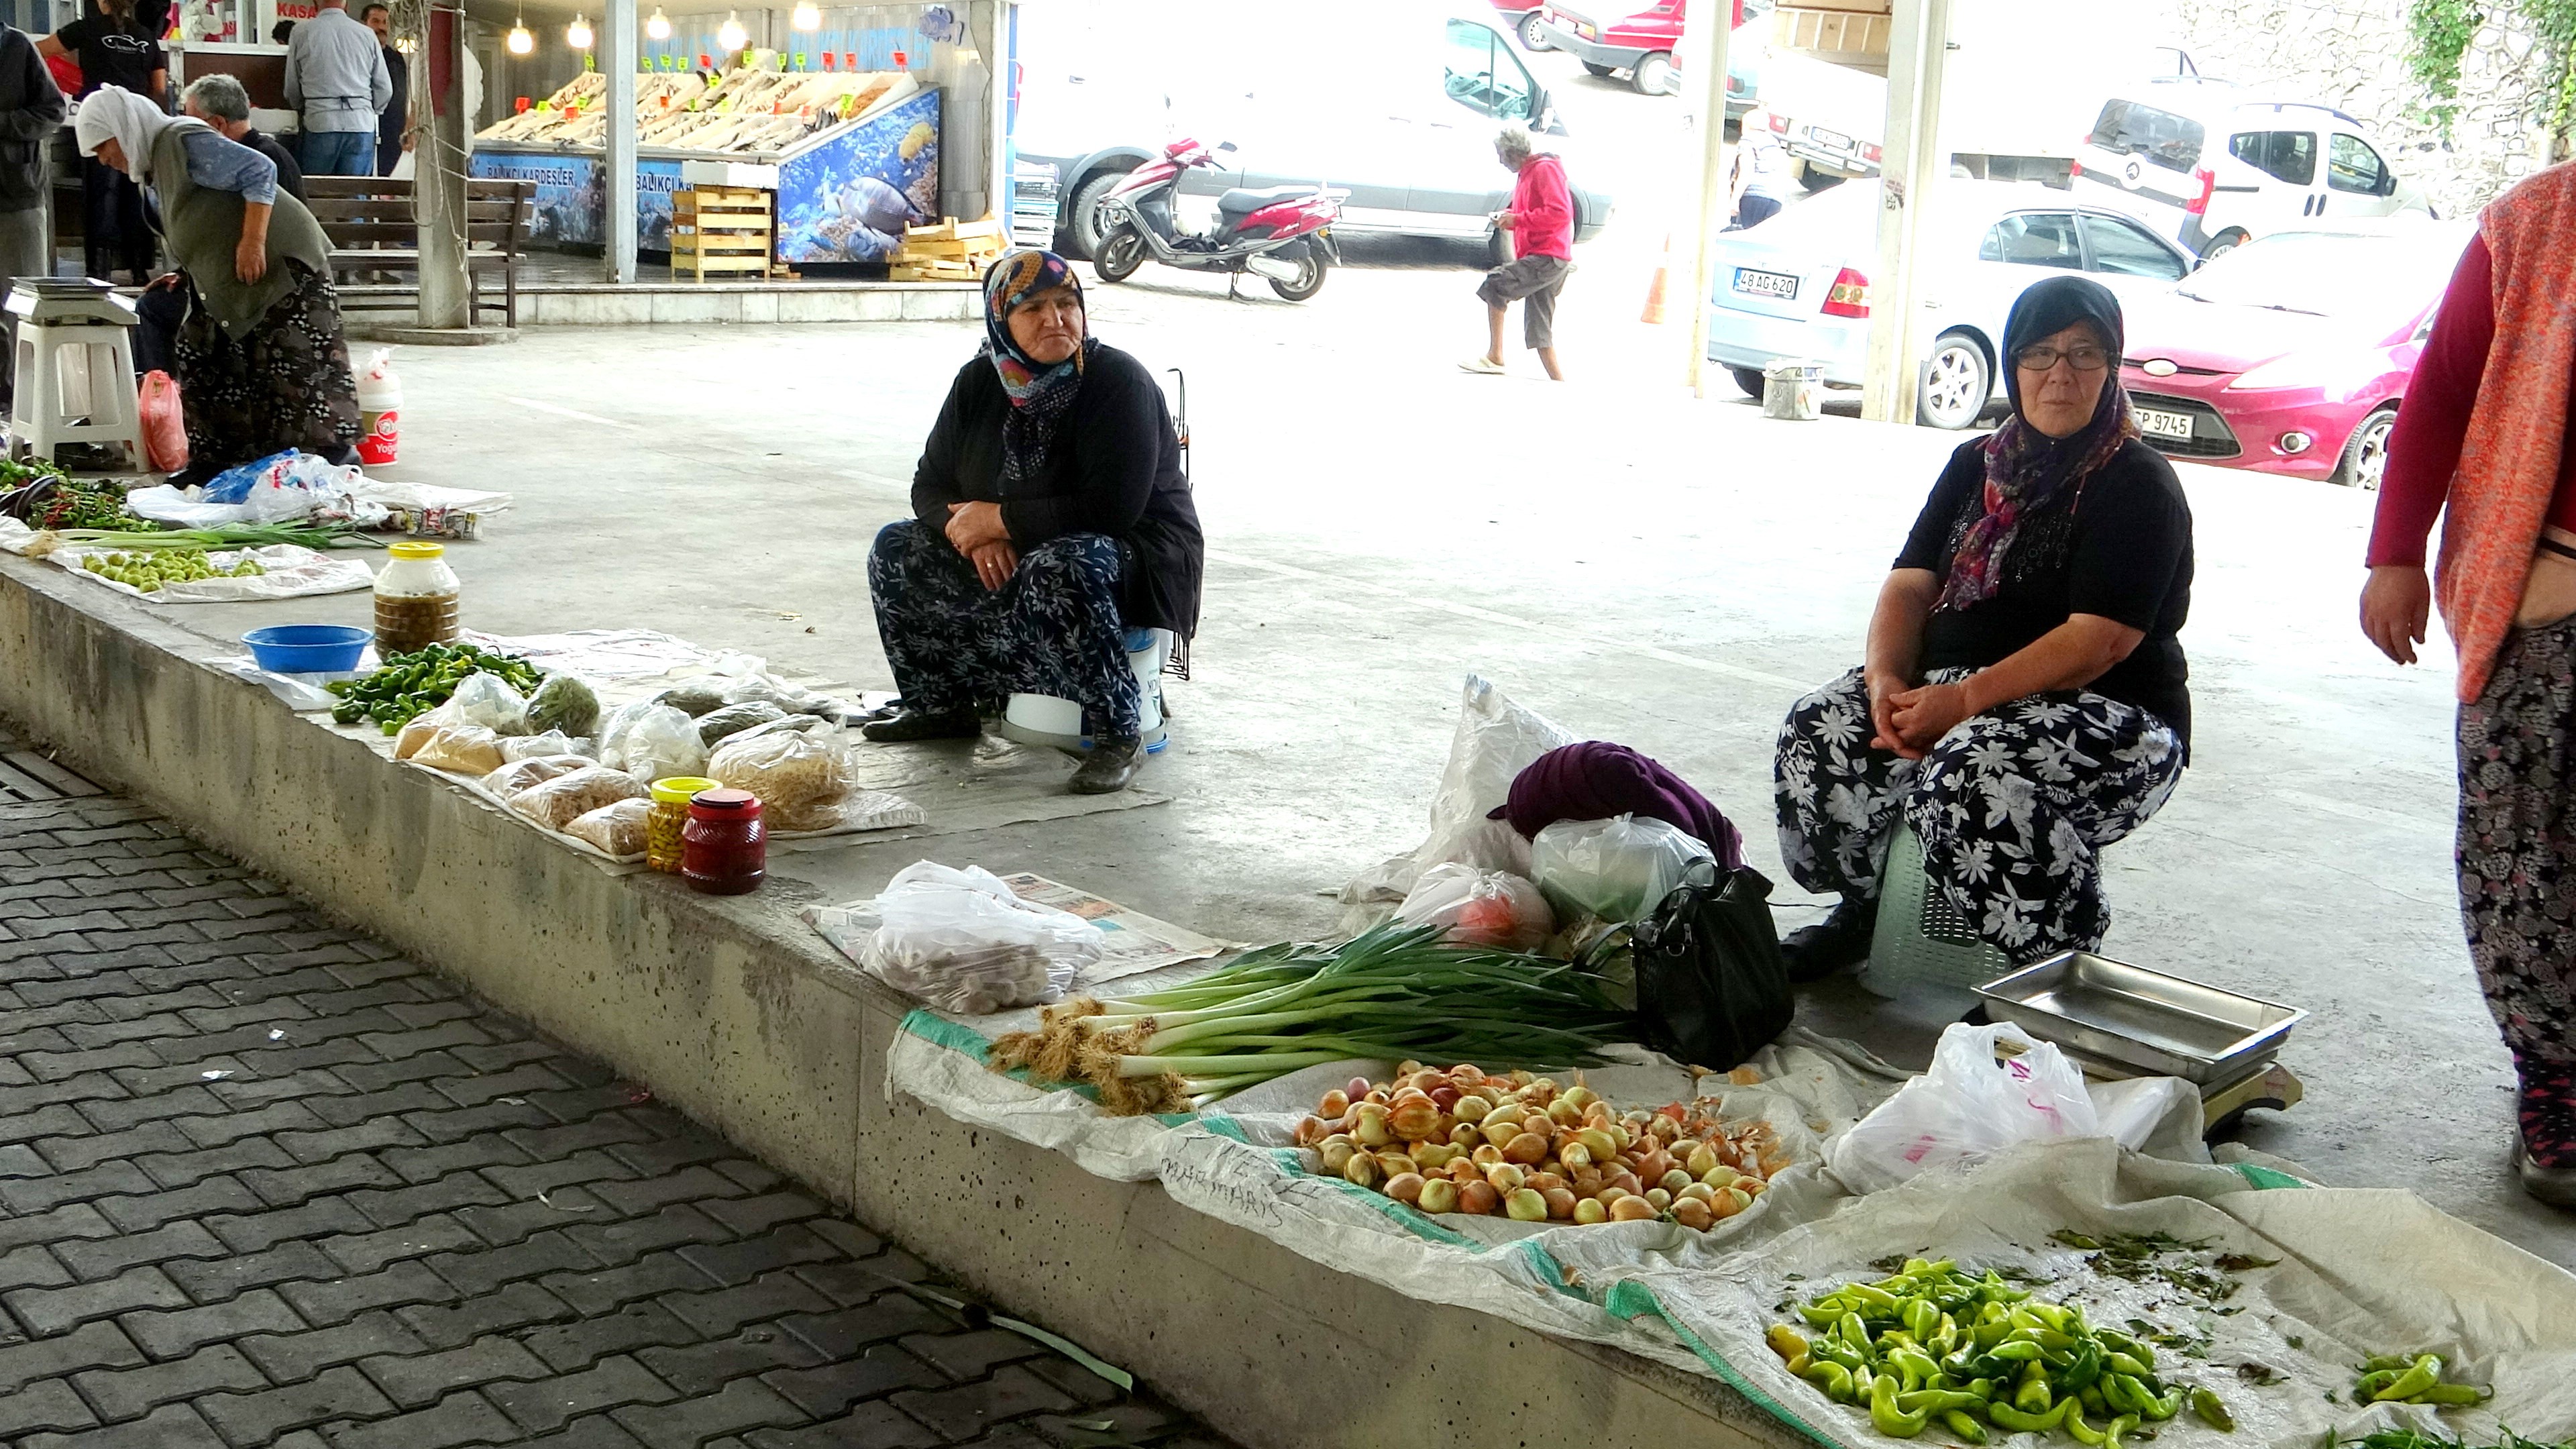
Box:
[0,25,63,409]
[284,0,390,176]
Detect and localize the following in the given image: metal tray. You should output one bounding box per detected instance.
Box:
[1974,951,2304,1085]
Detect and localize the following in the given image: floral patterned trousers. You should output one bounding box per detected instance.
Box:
[1774,667,2185,963]
[867,521,1143,739]
[2457,616,2576,1071]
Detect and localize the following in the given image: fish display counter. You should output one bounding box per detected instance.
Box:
[469,66,941,266]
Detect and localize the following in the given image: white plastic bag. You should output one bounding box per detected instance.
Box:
[1393,863,1554,951]
[498,730,588,764]
[1529,814,1715,924]
[860,861,1105,1015]
[1341,676,1575,907]
[449,672,530,735]
[1827,1022,2102,1195]
[596,702,708,784]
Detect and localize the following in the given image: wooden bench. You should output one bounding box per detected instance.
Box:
[302,176,535,329]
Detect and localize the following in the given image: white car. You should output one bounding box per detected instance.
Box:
[1704,179,2198,428]
[2074,90,2432,256]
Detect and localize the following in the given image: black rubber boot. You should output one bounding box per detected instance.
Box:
[1067,735,1142,794]
[859,706,981,743]
[1780,897,1878,983]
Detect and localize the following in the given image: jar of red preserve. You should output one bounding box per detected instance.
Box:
[681,788,765,895]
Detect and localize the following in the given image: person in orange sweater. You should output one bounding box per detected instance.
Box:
[1460,125,1574,382]
[2359,158,2576,1210]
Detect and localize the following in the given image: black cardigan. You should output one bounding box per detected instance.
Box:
[911,343,1203,639]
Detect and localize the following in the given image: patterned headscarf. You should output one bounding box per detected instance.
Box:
[981,249,1097,488]
[1937,275,2139,612]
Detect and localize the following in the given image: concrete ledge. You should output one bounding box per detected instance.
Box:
[501,281,979,327]
[0,555,1788,1449]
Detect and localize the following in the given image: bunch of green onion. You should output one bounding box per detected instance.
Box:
[25,523,380,557]
[989,924,1631,1116]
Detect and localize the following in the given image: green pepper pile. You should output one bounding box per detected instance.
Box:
[1768,1258,2232,1446]
[325,643,541,734]
[2353,1355,2491,1409]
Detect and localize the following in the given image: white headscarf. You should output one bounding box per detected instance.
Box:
[73,86,178,181]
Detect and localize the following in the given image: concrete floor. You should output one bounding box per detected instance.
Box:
[174,251,2569,1271]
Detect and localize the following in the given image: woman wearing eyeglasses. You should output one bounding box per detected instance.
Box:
[1770,276,2196,979]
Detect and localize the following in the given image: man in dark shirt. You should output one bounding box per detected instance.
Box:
[362,1,405,176]
[179,73,305,200]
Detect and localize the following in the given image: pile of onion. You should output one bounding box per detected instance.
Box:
[1295,1063,1786,1230]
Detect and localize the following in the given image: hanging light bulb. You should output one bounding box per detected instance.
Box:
[505,12,533,54]
[645,7,670,40]
[565,13,592,48]
[716,10,747,52]
[790,0,820,30]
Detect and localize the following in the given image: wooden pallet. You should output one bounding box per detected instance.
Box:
[891,215,1008,282]
[672,185,775,281]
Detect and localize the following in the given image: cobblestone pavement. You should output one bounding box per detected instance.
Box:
[0,780,1232,1449]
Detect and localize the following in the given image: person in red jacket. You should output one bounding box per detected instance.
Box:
[1462,125,1574,381]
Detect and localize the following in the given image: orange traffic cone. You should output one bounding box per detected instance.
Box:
[1640,232,1672,325]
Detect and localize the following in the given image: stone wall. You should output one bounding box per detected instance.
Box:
[2171,0,2559,216]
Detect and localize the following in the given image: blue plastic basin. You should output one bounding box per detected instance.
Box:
[243,625,370,674]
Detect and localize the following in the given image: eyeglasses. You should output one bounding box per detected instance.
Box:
[2014,344,2110,372]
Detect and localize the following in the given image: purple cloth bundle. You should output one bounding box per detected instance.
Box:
[1489,741,1745,869]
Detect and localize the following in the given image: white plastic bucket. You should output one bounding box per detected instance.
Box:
[1762,358,1822,421]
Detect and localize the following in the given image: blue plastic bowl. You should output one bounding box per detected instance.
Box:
[243,625,371,674]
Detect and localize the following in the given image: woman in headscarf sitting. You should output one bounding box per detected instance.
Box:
[1772,276,2194,978]
[75,85,360,477]
[864,250,1203,795]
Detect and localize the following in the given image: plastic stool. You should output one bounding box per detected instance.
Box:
[10,319,145,472]
[999,627,1175,757]
[1860,820,2012,1010]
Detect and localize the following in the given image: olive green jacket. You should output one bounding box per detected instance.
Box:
[150,121,335,338]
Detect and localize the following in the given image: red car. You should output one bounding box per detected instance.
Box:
[2115,223,2473,488]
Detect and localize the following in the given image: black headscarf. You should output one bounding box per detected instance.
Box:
[1937,276,2138,611]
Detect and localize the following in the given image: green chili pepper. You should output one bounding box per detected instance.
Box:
[2063,1402,2106,1448]
[1845,1283,1904,1311]
[1991,1341,2044,1364]
[2080,1386,2108,1417]
[1811,1339,1870,1373]
[1943,1410,1990,1445]
[2103,1353,2153,1379]
[2015,1374,2054,1415]
[1840,1312,1874,1353]
[2353,1370,2401,1399]
[1898,1390,1986,1415]
[1804,1360,1857,1404]
[1872,1371,1932,1438]
[1988,1401,2070,1434]
[2190,1387,2234,1432]
[1796,1302,1846,1328]
[2051,1344,2104,1397]
[2137,1385,2183,1421]
[2104,1412,2139,1449]
[1963,1379,1998,1404]
[2358,1356,2414,1375]
[1932,1313,1961,1358]
[2374,1354,2442,1403]
[1892,1350,1944,1391]
[2100,1375,2140,1415]
[1907,1299,1941,1341]
[2415,1384,2491,1406]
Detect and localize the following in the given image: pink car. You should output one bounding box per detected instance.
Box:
[2116,223,2473,488]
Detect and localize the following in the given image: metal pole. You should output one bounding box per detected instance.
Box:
[416,1,470,329]
[1858,0,1951,425]
[1681,0,1731,396]
[602,0,637,283]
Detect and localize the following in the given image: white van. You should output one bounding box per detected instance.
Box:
[2074,89,2432,256]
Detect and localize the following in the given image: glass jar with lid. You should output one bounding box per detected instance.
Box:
[373,541,461,657]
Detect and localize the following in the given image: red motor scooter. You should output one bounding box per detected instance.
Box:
[1090,138,1346,302]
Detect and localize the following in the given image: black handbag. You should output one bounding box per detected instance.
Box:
[1629,862,1796,1073]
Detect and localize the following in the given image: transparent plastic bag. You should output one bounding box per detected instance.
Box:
[1530,814,1715,924]
[596,702,708,784]
[485,753,596,798]
[450,672,530,735]
[1342,676,1574,907]
[410,724,505,775]
[509,765,649,833]
[1393,863,1554,951]
[1827,1022,2102,1195]
[707,730,851,832]
[566,797,651,857]
[498,731,586,764]
[859,861,1104,1014]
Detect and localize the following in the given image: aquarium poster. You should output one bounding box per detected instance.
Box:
[774,88,941,264]
[470,150,604,248]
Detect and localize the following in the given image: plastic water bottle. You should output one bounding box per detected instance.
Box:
[355,350,402,466]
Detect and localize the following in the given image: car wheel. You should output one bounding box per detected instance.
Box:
[1519,11,1552,50]
[1581,61,1616,77]
[1093,228,1147,283]
[1796,161,1845,193]
[2336,405,2398,489]
[2200,229,2248,260]
[1067,170,1132,261]
[1915,333,1992,430]
[1632,51,1677,95]
[1731,367,1767,400]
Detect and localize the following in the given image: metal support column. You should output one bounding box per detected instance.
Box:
[416,1,470,329]
[1681,0,1731,396]
[1858,0,1952,425]
[602,0,637,283]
